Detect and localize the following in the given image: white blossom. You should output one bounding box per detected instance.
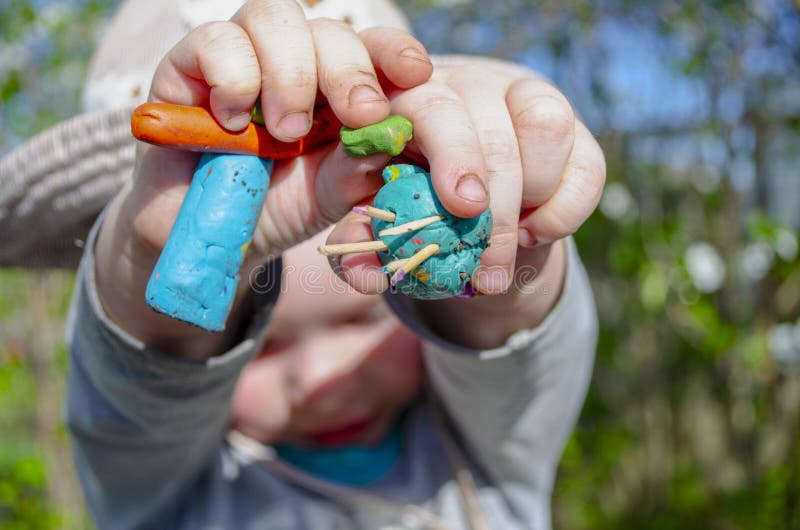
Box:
[692,165,722,194]
[685,242,726,293]
[600,182,634,221]
[39,2,72,30]
[775,229,798,261]
[0,42,30,71]
[737,241,774,282]
[768,323,800,372]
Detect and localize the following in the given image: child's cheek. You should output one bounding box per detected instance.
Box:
[370,323,424,403]
[230,353,293,443]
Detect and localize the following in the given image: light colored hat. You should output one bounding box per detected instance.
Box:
[0,0,409,268]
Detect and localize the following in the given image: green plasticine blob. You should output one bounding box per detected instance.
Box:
[340,115,413,157]
[251,101,265,125]
[371,164,492,300]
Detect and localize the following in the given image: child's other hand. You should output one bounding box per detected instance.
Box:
[328,58,605,345]
[405,60,606,296]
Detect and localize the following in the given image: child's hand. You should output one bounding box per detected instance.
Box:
[130,4,432,255]
[327,58,606,348]
[94,0,432,356]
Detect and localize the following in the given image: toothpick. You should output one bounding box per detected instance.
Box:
[390,243,439,285]
[353,206,396,223]
[318,241,388,256]
[381,257,410,274]
[378,215,444,237]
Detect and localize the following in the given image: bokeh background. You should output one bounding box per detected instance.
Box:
[1,0,799,528]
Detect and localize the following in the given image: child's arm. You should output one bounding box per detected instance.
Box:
[66,221,283,529]
[328,56,604,520]
[66,2,432,526]
[390,237,596,524]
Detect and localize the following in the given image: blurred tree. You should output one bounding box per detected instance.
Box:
[1,1,118,528]
[398,0,800,528]
[0,0,118,151]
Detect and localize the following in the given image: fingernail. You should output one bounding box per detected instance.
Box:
[400,47,431,64]
[518,227,538,248]
[478,267,509,294]
[348,84,386,106]
[455,174,488,203]
[225,112,251,131]
[277,111,310,140]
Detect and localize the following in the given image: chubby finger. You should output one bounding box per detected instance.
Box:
[323,212,389,295]
[507,78,576,209]
[309,18,390,129]
[359,27,433,89]
[443,68,523,294]
[125,144,201,252]
[151,21,261,131]
[138,20,262,249]
[390,81,490,219]
[518,120,606,245]
[231,1,316,141]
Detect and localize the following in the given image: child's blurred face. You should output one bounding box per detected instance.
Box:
[230,231,424,447]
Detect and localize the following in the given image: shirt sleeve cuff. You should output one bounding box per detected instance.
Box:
[383,237,585,360]
[66,210,281,428]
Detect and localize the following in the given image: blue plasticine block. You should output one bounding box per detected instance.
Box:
[146,153,273,331]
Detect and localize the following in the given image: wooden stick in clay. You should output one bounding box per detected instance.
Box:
[318,241,389,256]
[352,206,396,223]
[378,215,444,237]
[389,243,440,285]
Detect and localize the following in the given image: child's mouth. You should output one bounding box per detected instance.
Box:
[305,415,376,446]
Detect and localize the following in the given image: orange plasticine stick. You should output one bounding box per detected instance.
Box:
[130,103,342,159]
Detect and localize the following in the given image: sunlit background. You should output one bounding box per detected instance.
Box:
[1,0,799,528]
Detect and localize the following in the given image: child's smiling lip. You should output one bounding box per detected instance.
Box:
[303,414,377,446]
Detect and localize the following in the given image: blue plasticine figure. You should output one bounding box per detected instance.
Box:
[146,153,272,331]
[371,164,492,299]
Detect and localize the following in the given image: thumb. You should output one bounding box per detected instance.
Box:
[123,143,201,253]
